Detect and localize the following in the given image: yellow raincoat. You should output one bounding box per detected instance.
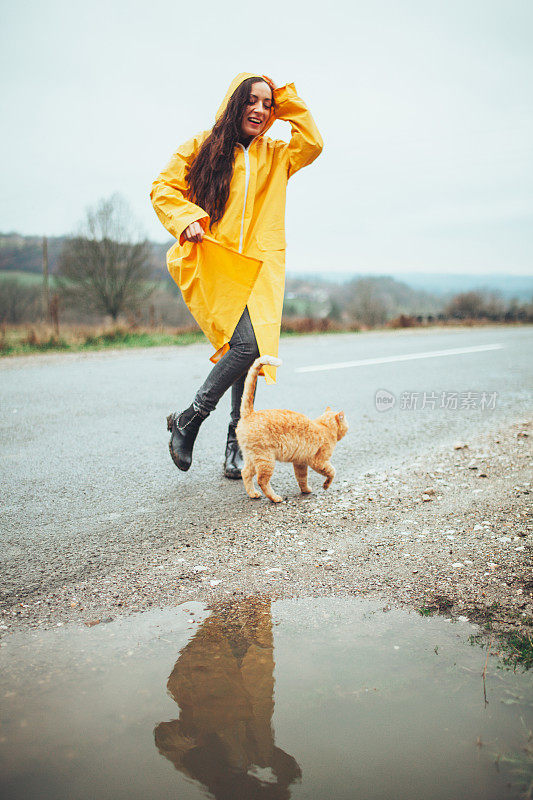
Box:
[150,73,323,383]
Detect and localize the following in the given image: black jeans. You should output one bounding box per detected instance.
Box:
[193,307,260,426]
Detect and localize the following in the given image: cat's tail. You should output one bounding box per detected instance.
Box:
[240,355,283,418]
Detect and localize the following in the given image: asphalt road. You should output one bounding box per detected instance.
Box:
[1,325,531,602]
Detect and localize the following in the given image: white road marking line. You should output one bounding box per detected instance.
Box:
[295,343,504,373]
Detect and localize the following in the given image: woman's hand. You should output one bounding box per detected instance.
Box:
[262,75,278,92]
[183,221,204,243]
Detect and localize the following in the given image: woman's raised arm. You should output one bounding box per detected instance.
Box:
[150,133,210,244]
[272,83,323,178]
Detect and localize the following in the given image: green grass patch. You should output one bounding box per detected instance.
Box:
[498,629,533,671]
[469,625,533,671]
[0,328,204,356]
[78,329,203,350]
[0,334,70,355]
[0,270,59,287]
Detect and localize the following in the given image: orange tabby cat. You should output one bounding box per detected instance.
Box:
[236,356,349,503]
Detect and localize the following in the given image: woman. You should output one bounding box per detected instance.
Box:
[151,73,323,478]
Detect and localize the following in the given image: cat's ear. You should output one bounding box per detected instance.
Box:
[325,406,332,413]
[335,411,345,423]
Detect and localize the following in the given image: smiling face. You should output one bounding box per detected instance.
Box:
[240,80,273,141]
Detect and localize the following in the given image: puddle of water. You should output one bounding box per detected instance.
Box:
[0,598,531,800]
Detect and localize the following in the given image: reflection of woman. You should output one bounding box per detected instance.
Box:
[154,600,301,799]
[151,74,322,478]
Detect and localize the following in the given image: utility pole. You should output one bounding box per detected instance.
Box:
[42,236,50,322]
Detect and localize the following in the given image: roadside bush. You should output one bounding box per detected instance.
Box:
[281,316,359,334]
[387,314,420,328]
[503,299,533,323]
[444,291,505,320]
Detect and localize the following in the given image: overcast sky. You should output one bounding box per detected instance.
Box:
[1,0,532,275]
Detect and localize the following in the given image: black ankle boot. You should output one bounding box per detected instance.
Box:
[166,405,205,472]
[223,423,244,479]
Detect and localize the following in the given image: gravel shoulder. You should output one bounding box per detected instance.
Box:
[2,417,531,642]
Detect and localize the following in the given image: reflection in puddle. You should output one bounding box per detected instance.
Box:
[0,597,531,800]
[155,599,301,798]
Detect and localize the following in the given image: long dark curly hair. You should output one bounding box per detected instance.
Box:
[186,77,273,229]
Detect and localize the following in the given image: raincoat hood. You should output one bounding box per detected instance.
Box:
[215,72,276,137]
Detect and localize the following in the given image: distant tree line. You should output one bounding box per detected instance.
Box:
[2,272,531,328]
[1,197,532,328]
[282,276,533,328]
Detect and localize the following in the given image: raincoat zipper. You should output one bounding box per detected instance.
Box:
[237,142,250,254]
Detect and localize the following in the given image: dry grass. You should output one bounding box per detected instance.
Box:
[0,318,359,357]
[0,323,203,356]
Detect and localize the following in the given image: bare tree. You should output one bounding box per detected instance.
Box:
[57,195,154,321]
[347,279,390,327]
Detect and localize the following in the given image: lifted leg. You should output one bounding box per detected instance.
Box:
[310,459,335,490]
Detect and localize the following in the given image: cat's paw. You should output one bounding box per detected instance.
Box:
[270,494,283,503]
[300,487,312,494]
[248,491,261,499]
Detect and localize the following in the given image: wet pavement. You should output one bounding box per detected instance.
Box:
[1,325,532,606]
[1,597,531,799]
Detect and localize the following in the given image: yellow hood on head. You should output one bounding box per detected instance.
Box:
[215,72,276,136]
